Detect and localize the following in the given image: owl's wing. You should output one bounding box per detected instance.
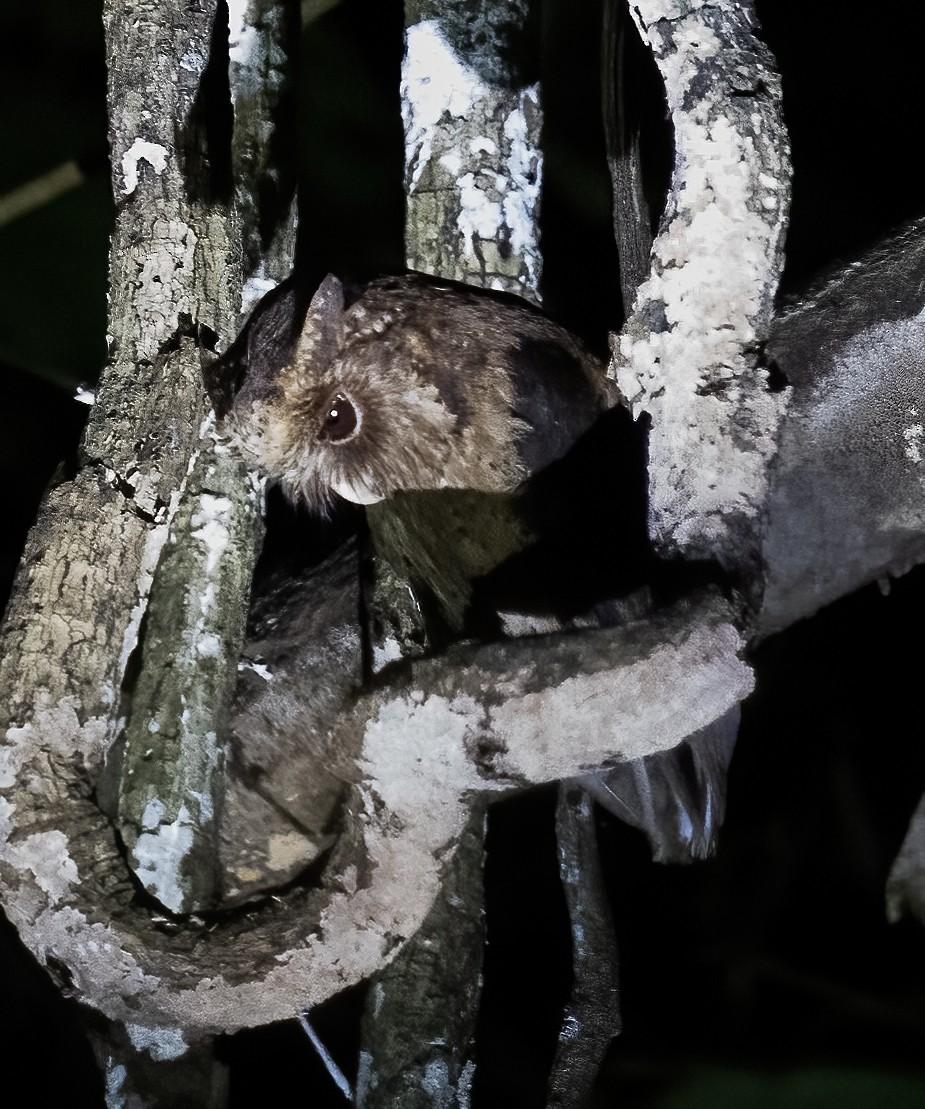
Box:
[506,329,614,476]
[582,707,740,862]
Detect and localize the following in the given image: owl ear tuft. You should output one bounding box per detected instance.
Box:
[294,273,345,369]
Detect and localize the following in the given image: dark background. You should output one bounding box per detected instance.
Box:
[3,1,925,1105]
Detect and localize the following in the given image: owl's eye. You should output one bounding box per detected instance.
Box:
[319,393,358,442]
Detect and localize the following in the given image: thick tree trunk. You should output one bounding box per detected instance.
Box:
[611,0,790,580]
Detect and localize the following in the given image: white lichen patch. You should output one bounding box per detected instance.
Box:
[120,139,169,196]
[238,658,273,681]
[228,0,286,102]
[2,696,110,781]
[267,831,313,872]
[131,806,195,915]
[459,1060,476,1104]
[105,1061,128,1103]
[456,171,504,250]
[0,796,15,844]
[903,424,923,463]
[402,19,542,295]
[559,1013,581,1043]
[190,495,233,575]
[242,271,279,316]
[4,831,78,904]
[191,788,214,824]
[360,691,485,833]
[422,1059,452,1097]
[372,635,403,674]
[227,0,260,69]
[500,90,542,284]
[402,21,483,192]
[126,1023,189,1061]
[469,136,497,156]
[179,48,205,74]
[498,611,565,637]
[195,633,221,658]
[1,904,164,1046]
[141,798,166,830]
[613,5,789,558]
[490,621,752,784]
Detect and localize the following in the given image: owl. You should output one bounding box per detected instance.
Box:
[208,274,724,868]
[207,271,647,632]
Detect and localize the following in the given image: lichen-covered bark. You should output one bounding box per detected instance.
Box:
[602,0,654,317]
[403,2,543,298]
[101,441,263,915]
[89,1023,230,1109]
[228,0,300,309]
[1,0,720,1066]
[2,574,750,1040]
[0,1,251,1101]
[356,806,486,1109]
[350,595,751,791]
[0,0,293,1094]
[611,0,791,575]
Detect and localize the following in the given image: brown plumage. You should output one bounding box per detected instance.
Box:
[209,273,612,501]
[206,271,634,631]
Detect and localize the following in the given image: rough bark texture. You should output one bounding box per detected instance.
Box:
[356,805,486,1108]
[0,0,293,1099]
[98,444,263,917]
[403,2,542,298]
[358,7,543,1094]
[0,2,248,1103]
[610,0,790,577]
[603,0,654,317]
[0,0,755,1060]
[88,1022,230,1109]
[228,0,301,309]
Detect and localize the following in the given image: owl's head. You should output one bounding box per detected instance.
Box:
[206,272,611,513]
